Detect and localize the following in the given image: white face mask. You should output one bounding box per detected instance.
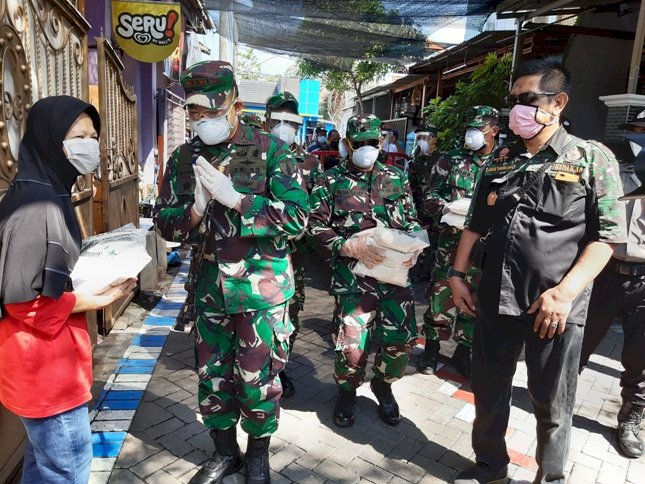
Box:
[352,145,379,169]
[317,135,327,144]
[416,139,429,155]
[464,128,488,151]
[191,110,234,145]
[629,141,642,157]
[271,122,297,145]
[338,139,349,159]
[63,138,100,174]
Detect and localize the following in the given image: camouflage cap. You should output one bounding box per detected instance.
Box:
[180,61,237,109]
[266,92,299,115]
[241,113,264,128]
[346,114,381,141]
[463,105,499,128]
[620,108,645,129]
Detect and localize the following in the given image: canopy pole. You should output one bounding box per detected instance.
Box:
[511,18,522,84]
[219,11,235,66]
[627,0,645,93]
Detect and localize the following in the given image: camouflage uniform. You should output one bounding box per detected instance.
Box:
[308,115,421,392]
[241,112,264,129]
[265,92,320,351]
[421,147,489,347]
[407,137,442,283]
[154,62,309,438]
[422,107,498,349]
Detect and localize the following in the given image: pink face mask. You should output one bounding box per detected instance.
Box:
[508,104,559,140]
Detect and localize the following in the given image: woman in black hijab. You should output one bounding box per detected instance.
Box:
[0,96,136,483]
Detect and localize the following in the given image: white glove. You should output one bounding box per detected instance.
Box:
[340,236,385,269]
[196,157,242,209]
[192,165,210,216]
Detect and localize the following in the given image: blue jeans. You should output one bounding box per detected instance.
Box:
[20,405,92,484]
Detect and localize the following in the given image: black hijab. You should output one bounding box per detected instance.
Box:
[0,96,100,310]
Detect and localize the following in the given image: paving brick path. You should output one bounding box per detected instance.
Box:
[90,255,645,483]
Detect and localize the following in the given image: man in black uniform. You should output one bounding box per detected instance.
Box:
[579,110,645,459]
[449,58,627,483]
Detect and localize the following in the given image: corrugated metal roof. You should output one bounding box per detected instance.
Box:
[495,0,619,18]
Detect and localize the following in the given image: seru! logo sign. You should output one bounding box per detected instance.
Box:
[112,1,181,63]
[116,9,179,46]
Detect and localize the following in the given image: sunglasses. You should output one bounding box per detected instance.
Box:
[505,91,557,107]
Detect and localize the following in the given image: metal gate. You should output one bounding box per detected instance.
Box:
[93,36,139,334]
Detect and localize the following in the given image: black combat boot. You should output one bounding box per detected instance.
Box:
[333,388,356,427]
[417,339,440,375]
[451,344,472,380]
[279,371,295,398]
[617,402,644,458]
[370,377,400,426]
[245,436,271,483]
[189,428,244,484]
[453,464,508,483]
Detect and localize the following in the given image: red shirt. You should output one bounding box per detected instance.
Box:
[0,293,92,418]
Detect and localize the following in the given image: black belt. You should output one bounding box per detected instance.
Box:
[608,258,645,276]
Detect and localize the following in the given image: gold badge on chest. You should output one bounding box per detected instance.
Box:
[487,190,498,206]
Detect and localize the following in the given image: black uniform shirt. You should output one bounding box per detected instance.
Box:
[465,127,627,324]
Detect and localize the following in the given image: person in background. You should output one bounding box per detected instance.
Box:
[418,106,499,379]
[579,109,645,459]
[0,96,137,484]
[307,126,328,152]
[265,91,320,397]
[407,126,441,284]
[390,130,405,153]
[308,114,420,429]
[450,58,626,484]
[154,61,309,484]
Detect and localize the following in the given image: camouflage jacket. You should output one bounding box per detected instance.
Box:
[291,143,320,192]
[308,160,421,294]
[408,151,441,222]
[466,127,627,321]
[154,124,310,314]
[424,147,492,224]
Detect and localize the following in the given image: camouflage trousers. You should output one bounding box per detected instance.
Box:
[334,286,416,391]
[422,225,480,348]
[195,302,293,437]
[288,243,306,351]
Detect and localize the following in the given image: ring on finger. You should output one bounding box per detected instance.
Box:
[550,321,559,328]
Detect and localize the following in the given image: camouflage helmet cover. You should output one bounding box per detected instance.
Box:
[266,91,299,115]
[241,113,264,128]
[181,61,237,109]
[346,114,381,141]
[463,105,499,128]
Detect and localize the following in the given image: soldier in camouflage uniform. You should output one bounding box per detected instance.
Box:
[241,112,264,129]
[450,59,627,484]
[154,61,309,484]
[264,92,320,398]
[308,114,421,428]
[408,126,441,283]
[418,106,499,379]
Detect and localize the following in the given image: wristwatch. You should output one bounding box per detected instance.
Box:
[447,267,466,279]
